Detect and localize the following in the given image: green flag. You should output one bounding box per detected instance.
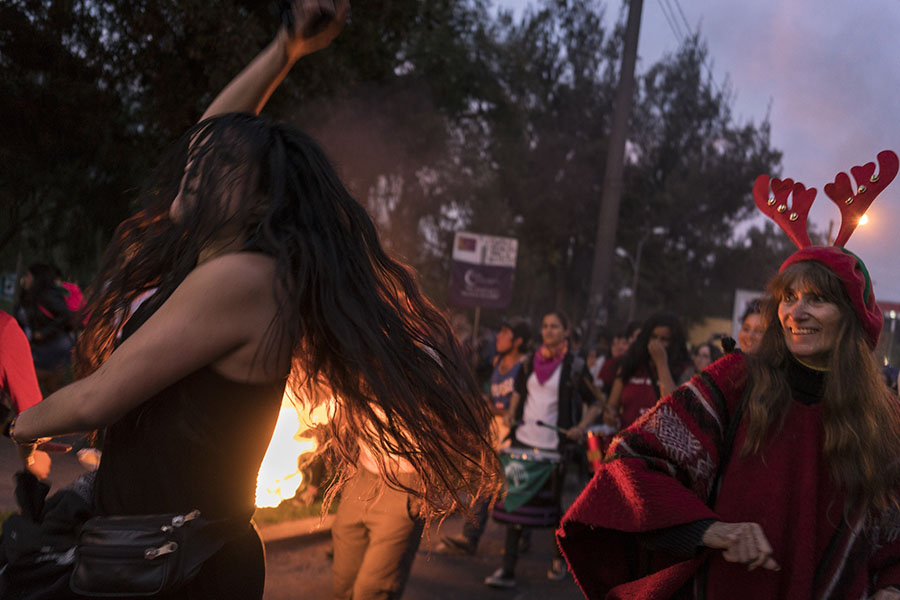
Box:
[500,453,554,513]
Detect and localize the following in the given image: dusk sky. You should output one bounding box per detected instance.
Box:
[496,0,900,301]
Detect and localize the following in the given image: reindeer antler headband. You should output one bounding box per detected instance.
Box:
[752,150,899,348]
[753,150,898,249]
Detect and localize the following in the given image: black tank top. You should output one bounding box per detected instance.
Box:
[94,289,286,520]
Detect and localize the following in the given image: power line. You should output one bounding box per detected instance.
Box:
[671,0,692,38]
[653,0,727,98]
[661,0,686,38]
[655,0,683,42]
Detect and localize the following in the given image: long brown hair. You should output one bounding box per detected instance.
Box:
[743,260,900,511]
[75,114,501,522]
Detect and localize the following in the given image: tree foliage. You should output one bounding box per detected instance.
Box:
[2,0,785,333]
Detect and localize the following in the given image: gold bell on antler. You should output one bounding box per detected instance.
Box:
[871,173,880,183]
[789,212,799,222]
[777,204,787,213]
[767,196,776,206]
[845,197,854,205]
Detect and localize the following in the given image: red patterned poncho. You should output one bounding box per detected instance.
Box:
[558,352,900,599]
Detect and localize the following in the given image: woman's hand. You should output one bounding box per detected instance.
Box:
[565,425,585,441]
[284,0,350,61]
[602,408,619,428]
[701,521,780,571]
[648,338,668,366]
[25,449,51,480]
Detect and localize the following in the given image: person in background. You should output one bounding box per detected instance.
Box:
[596,320,641,395]
[738,300,765,354]
[0,311,50,479]
[485,311,599,588]
[687,341,722,378]
[603,312,690,430]
[585,329,611,386]
[438,320,531,556]
[14,263,74,394]
[331,430,424,600]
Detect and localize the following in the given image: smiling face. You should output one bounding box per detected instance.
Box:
[738,313,766,354]
[778,285,843,368]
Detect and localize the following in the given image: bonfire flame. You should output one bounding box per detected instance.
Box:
[255,390,331,508]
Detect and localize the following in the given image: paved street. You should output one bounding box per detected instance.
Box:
[264,514,586,600]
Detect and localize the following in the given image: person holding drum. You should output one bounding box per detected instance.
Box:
[485,310,599,588]
[557,152,900,599]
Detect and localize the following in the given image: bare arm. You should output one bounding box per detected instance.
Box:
[201,0,349,120]
[648,339,677,397]
[505,392,521,428]
[13,254,283,440]
[603,377,624,427]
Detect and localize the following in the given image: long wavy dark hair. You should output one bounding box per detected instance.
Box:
[618,312,689,382]
[75,113,501,520]
[744,260,900,512]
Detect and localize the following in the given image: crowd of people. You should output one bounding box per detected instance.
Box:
[3,1,900,599]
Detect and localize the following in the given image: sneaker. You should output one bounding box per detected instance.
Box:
[484,568,516,588]
[547,558,567,581]
[436,534,476,555]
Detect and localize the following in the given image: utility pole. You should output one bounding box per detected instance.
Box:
[585,0,644,343]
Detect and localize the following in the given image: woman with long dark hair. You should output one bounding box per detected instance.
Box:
[557,153,900,599]
[7,2,498,597]
[603,311,690,430]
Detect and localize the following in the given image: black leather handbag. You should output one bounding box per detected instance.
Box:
[69,509,240,597]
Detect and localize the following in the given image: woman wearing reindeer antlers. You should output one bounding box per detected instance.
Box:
[557,151,900,600]
[2,1,499,598]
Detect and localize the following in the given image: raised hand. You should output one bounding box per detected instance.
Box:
[701,521,780,572]
[647,337,668,366]
[284,0,350,60]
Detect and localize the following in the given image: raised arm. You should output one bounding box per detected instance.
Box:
[201,0,349,120]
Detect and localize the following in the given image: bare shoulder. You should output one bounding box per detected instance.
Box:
[190,252,277,288]
[180,252,279,307]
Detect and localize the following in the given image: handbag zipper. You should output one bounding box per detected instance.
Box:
[77,541,179,560]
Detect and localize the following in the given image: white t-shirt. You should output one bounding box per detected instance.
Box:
[516,365,562,451]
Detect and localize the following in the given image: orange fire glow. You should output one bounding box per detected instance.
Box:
[255,391,331,508]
